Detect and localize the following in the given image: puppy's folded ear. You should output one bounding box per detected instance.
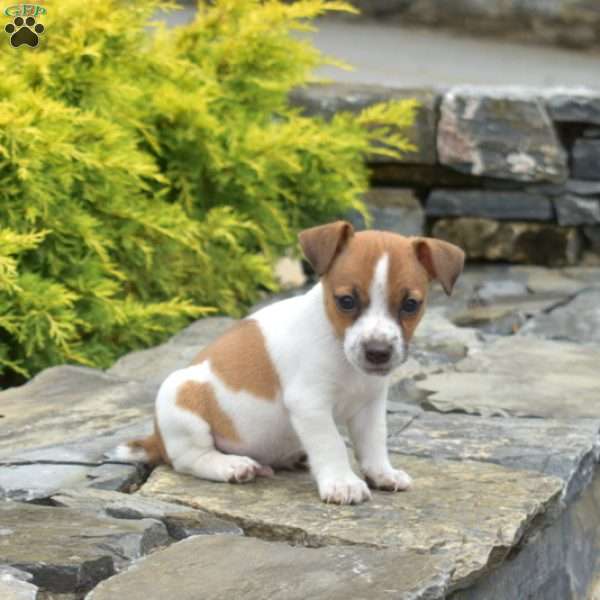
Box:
[299,221,354,276]
[413,238,465,295]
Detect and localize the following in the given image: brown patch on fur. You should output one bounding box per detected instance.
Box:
[322,230,384,337]
[322,231,430,339]
[299,221,354,276]
[176,380,240,443]
[414,238,465,295]
[128,418,170,466]
[191,319,281,401]
[320,230,464,342]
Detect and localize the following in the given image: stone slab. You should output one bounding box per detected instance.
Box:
[565,179,600,196]
[519,287,600,345]
[451,474,600,600]
[584,226,600,252]
[87,535,453,600]
[546,91,600,125]
[555,195,600,225]
[426,189,554,221]
[51,488,243,539]
[140,454,562,589]
[414,336,600,419]
[0,367,155,459]
[510,265,595,296]
[0,503,168,594]
[0,567,38,600]
[348,188,424,236]
[388,412,600,503]
[0,369,156,500]
[107,317,234,386]
[432,217,581,266]
[572,139,600,181]
[438,88,568,183]
[289,83,439,164]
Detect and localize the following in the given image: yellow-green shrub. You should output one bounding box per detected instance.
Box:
[0,0,416,386]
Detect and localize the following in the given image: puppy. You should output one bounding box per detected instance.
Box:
[117,221,464,504]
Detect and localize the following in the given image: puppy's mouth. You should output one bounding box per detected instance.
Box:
[362,365,393,377]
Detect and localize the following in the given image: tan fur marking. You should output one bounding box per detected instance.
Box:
[299,221,354,276]
[322,231,383,337]
[176,380,241,443]
[191,319,280,401]
[322,231,433,341]
[128,417,170,466]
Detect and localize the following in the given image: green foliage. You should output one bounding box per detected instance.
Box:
[0,0,416,385]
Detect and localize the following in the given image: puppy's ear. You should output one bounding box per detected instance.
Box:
[299,221,354,276]
[413,238,465,295]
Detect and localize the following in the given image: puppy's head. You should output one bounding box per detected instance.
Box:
[299,221,465,377]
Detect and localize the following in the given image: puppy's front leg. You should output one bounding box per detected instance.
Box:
[290,406,371,505]
[348,389,412,492]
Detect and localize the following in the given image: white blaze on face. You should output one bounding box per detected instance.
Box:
[343,253,405,375]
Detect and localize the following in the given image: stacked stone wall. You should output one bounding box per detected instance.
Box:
[291,84,600,266]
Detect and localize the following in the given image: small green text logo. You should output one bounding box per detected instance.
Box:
[4,4,46,17]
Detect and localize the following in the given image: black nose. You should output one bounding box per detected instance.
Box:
[364,342,392,365]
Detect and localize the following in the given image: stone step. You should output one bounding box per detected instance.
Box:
[138,455,562,596]
[86,534,453,600]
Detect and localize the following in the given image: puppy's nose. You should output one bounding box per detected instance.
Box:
[364,342,392,365]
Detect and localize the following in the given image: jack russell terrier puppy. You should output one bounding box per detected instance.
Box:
[117,221,464,505]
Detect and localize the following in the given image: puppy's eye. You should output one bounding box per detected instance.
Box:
[335,294,356,312]
[400,297,421,315]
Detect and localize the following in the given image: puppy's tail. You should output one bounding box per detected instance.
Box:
[114,432,167,466]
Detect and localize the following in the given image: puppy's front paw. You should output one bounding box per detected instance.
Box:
[318,474,372,505]
[364,467,412,492]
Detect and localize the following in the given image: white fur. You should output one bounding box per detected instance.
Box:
[344,253,405,375]
[125,258,412,504]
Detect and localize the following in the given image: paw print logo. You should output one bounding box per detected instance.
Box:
[4,15,44,48]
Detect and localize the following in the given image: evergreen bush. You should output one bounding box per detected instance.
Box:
[0,0,416,386]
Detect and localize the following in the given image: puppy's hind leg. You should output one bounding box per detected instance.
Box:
[160,379,273,484]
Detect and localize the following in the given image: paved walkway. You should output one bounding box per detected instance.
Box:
[158,8,600,89]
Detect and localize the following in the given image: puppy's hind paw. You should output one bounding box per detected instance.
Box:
[318,475,371,505]
[224,457,273,483]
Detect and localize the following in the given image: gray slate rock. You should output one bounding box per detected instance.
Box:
[565,179,600,196]
[438,88,568,183]
[519,287,600,345]
[584,127,600,138]
[0,367,155,460]
[432,217,581,266]
[452,475,600,600]
[87,535,453,600]
[290,83,439,164]
[140,455,562,590]
[0,567,38,600]
[51,488,243,539]
[0,368,156,500]
[348,188,424,236]
[415,336,600,419]
[388,412,600,503]
[107,317,234,386]
[554,195,600,225]
[584,226,600,252]
[449,298,557,336]
[546,91,600,125]
[572,139,600,181]
[473,279,530,302]
[0,503,168,594]
[426,189,554,220]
